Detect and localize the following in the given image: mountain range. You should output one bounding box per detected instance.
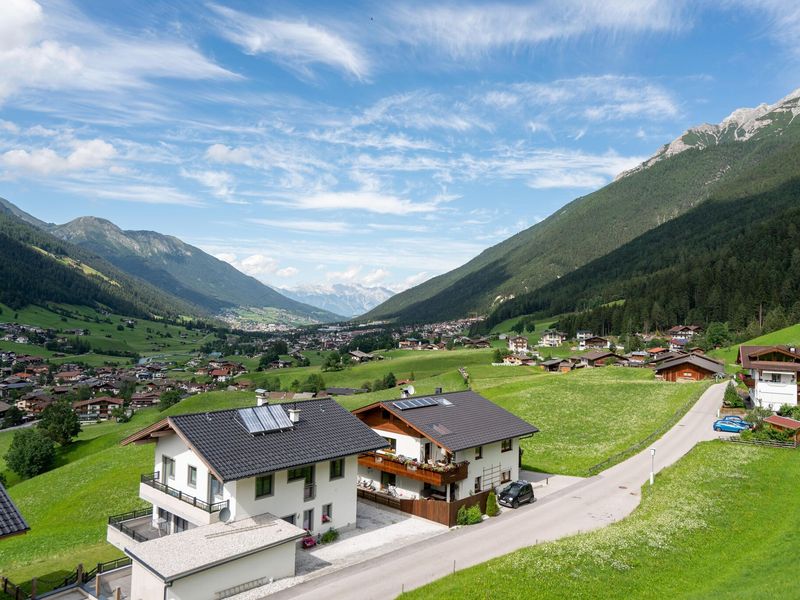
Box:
[0,198,342,325]
[364,87,800,325]
[279,284,394,318]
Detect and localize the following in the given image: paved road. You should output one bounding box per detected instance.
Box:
[271,382,726,600]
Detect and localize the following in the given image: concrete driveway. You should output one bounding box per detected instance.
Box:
[270,381,726,600]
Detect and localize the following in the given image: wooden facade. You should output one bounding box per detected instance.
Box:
[658,363,716,382]
[357,452,468,486]
[357,487,491,527]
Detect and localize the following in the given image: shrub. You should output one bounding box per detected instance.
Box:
[723,384,745,408]
[456,505,468,526]
[465,504,483,524]
[486,490,500,517]
[5,428,55,478]
[320,528,339,544]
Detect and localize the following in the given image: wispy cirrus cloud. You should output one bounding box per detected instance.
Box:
[267,190,444,215]
[248,218,350,233]
[209,3,369,80]
[384,0,688,59]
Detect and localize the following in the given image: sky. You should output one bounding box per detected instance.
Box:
[1,1,799,294]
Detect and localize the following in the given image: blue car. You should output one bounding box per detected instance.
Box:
[721,415,753,429]
[713,419,749,433]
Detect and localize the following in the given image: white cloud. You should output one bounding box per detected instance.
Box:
[326,265,362,283]
[63,182,203,206]
[0,138,115,174]
[389,271,430,292]
[362,268,390,285]
[284,190,442,215]
[275,266,299,278]
[238,254,278,276]
[0,0,237,105]
[385,0,688,59]
[210,3,369,80]
[249,218,350,233]
[180,169,235,199]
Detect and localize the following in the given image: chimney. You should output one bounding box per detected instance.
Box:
[255,389,268,406]
[288,408,300,423]
[435,387,443,395]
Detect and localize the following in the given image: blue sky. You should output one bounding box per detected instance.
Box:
[1,1,799,292]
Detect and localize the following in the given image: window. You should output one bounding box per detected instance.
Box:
[282,514,296,526]
[322,503,333,524]
[163,456,175,480]
[288,465,314,484]
[187,465,197,488]
[303,508,314,532]
[330,458,345,480]
[209,475,223,502]
[255,474,274,499]
[474,446,482,460]
[383,437,397,452]
[501,470,511,484]
[771,373,782,383]
[174,516,189,533]
[501,438,513,453]
[474,476,482,493]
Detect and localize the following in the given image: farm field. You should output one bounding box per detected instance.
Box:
[404,442,798,600]
[0,351,708,585]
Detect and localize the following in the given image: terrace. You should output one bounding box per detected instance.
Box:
[357,451,469,486]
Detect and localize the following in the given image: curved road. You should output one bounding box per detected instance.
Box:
[272,382,726,600]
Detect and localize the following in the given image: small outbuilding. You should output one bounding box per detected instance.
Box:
[654,354,725,382]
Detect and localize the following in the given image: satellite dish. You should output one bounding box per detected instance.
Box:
[406,385,415,396]
[219,507,232,523]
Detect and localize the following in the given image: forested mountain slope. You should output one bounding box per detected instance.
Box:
[486,139,800,334]
[364,88,800,323]
[51,216,340,322]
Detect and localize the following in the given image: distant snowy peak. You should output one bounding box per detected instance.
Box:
[279,284,395,318]
[618,87,800,179]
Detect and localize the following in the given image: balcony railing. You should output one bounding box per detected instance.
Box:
[108,508,156,542]
[358,452,469,485]
[303,483,316,501]
[141,472,228,513]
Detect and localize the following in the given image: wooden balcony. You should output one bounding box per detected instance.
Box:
[358,452,468,486]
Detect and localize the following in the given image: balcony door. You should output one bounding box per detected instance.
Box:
[208,474,224,504]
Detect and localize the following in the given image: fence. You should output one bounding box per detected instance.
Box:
[108,508,153,543]
[1,557,132,600]
[82,557,132,583]
[720,436,797,449]
[585,392,702,476]
[358,488,491,527]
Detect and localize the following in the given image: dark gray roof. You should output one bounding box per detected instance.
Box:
[0,483,29,539]
[379,390,538,452]
[655,354,724,374]
[170,398,387,482]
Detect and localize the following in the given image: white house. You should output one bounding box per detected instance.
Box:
[578,336,611,351]
[576,330,594,342]
[667,325,702,341]
[112,397,386,600]
[738,345,800,411]
[353,390,538,508]
[539,330,567,348]
[507,335,529,353]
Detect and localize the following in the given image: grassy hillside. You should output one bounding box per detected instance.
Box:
[709,322,800,365]
[364,116,800,323]
[0,302,212,364]
[405,442,797,599]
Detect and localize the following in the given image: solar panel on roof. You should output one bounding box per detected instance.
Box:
[392,397,438,410]
[238,405,294,434]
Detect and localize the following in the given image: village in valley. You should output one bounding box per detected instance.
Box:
[2,2,799,599]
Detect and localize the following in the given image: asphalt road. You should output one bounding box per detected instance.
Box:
[271,381,726,600]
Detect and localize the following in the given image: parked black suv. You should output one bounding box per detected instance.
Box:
[498,480,535,508]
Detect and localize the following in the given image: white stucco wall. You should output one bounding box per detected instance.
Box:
[129,543,296,600]
[754,370,798,410]
[230,455,359,533]
[455,438,519,497]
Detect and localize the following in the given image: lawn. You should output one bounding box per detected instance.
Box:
[710,322,800,366]
[404,441,798,599]
[471,366,708,475]
[0,355,708,584]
